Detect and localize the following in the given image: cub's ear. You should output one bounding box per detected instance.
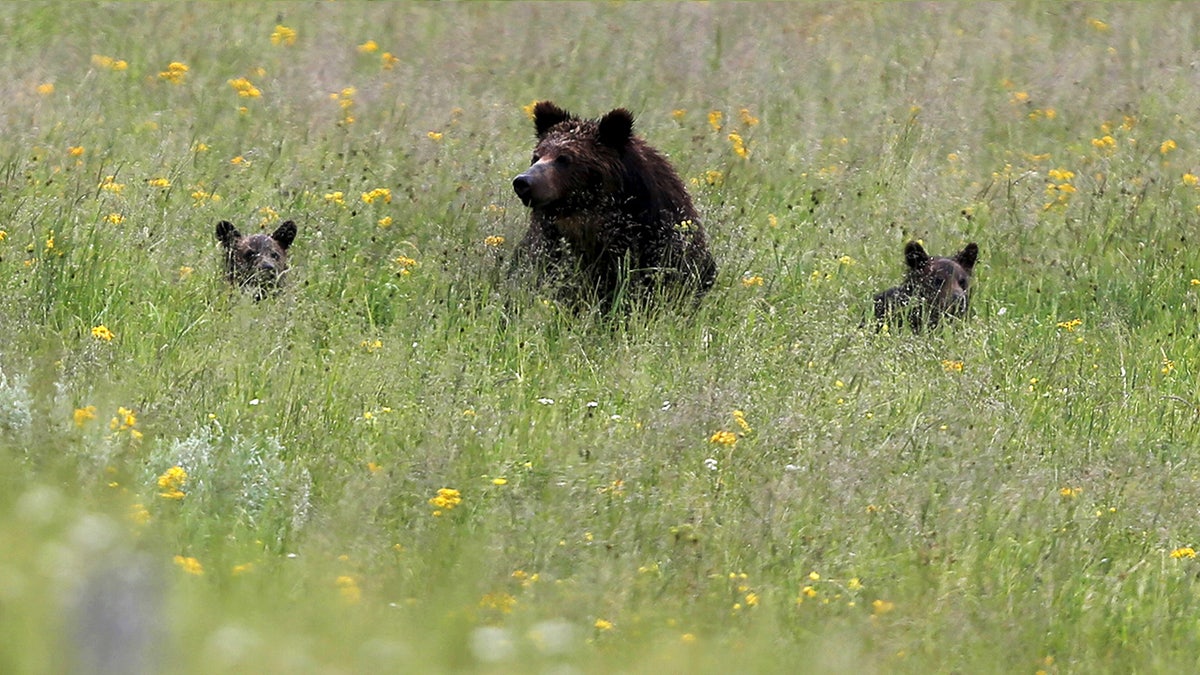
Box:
[271,220,297,250]
[215,220,240,247]
[903,241,930,270]
[598,108,634,149]
[955,243,979,271]
[533,101,572,138]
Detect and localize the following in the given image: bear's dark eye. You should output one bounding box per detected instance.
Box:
[530,153,540,165]
[554,155,571,167]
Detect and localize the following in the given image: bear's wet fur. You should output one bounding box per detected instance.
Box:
[512,101,716,311]
[873,241,978,331]
[215,219,297,300]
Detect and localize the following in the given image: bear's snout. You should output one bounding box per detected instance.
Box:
[513,173,535,206]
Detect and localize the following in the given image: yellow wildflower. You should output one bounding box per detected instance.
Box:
[73,406,97,427]
[707,110,723,132]
[427,131,444,141]
[68,146,84,157]
[429,487,462,512]
[1056,318,1082,332]
[378,216,393,227]
[741,274,764,287]
[709,430,737,446]
[324,191,345,206]
[1059,486,1082,498]
[270,25,297,46]
[361,187,392,204]
[594,618,614,631]
[128,503,150,525]
[872,599,895,615]
[381,52,400,69]
[104,213,124,224]
[739,108,759,126]
[1171,547,1196,559]
[1088,18,1109,32]
[157,466,187,500]
[173,555,204,575]
[91,55,128,71]
[480,592,517,613]
[671,109,686,121]
[357,40,379,53]
[227,77,261,98]
[336,575,362,603]
[1161,139,1177,154]
[158,62,189,84]
[728,132,749,159]
[492,477,508,486]
[484,235,505,247]
[91,325,115,341]
[1184,174,1199,187]
[941,359,964,372]
[99,175,125,194]
[36,83,54,96]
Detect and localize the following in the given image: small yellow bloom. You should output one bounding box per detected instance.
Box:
[158,62,189,84]
[104,213,124,224]
[361,187,392,204]
[336,575,362,603]
[484,235,505,247]
[707,110,723,133]
[1009,91,1030,104]
[324,191,346,206]
[68,146,85,157]
[36,82,54,96]
[1161,139,1177,154]
[128,503,150,525]
[429,487,462,511]
[270,25,297,46]
[232,562,255,576]
[808,571,820,581]
[709,430,737,446]
[767,213,778,228]
[1171,547,1197,559]
[377,216,393,228]
[1161,358,1176,375]
[91,325,115,341]
[872,599,895,615]
[1184,174,1199,187]
[1056,318,1082,332]
[157,466,186,500]
[1059,486,1082,499]
[594,618,614,631]
[741,274,764,287]
[941,359,964,373]
[147,177,170,188]
[427,131,444,141]
[847,578,862,590]
[98,175,125,194]
[357,39,379,53]
[728,132,749,159]
[704,170,724,186]
[381,52,400,69]
[178,266,194,280]
[801,585,817,598]
[227,77,261,98]
[681,633,697,643]
[91,55,128,71]
[492,477,508,486]
[1088,18,1109,32]
[173,555,204,575]
[73,405,97,427]
[739,108,759,126]
[671,109,686,121]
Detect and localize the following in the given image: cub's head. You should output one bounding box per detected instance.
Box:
[215,219,297,299]
[904,240,978,321]
[512,100,634,211]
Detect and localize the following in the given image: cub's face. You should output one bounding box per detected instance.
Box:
[906,241,978,319]
[215,220,297,298]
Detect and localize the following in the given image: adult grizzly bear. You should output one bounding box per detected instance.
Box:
[512,101,717,311]
[872,241,979,332]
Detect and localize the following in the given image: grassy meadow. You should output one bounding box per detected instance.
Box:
[4,2,1200,672]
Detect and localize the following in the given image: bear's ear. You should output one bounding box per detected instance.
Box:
[955,242,979,271]
[903,241,930,270]
[598,108,634,149]
[533,101,572,138]
[271,220,297,250]
[216,220,240,247]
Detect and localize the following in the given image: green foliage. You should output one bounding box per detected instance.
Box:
[3,3,1200,672]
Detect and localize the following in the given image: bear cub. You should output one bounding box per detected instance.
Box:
[512,100,717,311]
[215,219,297,300]
[873,241,978,331]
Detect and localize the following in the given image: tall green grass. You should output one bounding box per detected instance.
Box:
[3,2,1200,672]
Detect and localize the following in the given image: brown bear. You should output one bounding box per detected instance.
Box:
[511,101,717,311]
[873,241,979,331]
[215,219,297,300]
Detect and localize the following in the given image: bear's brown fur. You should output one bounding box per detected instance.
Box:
[215,219,297,300]
[512,101,716,310]
[873,241,978,331]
